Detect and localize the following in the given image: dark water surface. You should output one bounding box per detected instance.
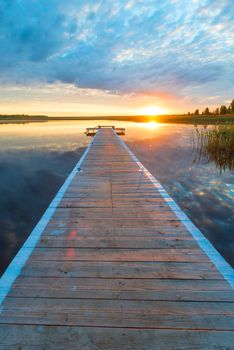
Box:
[0,121,233,275]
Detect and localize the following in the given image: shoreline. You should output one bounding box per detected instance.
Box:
[0,114,234,125]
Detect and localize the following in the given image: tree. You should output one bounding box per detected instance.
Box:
[203,107,210,115]
[194,109,199,115]
[214,107,219,115]
[220,105,227,114]
[230,99,234,113]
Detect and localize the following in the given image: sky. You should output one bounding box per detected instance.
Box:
[0,0,233,116]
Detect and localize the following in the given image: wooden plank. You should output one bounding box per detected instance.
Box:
[21,261,222,280]
[29,247,209,263]
[1,325,234,350]
[1,298,233,330]
[38,235,198,249]
[8,278,234,301]
[43,224,191,235]
[47,217,189,229]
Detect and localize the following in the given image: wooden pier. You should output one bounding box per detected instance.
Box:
[0,128,233,349]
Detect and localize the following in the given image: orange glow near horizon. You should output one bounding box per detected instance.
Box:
[0,84,178,116]
[0,100,170,117]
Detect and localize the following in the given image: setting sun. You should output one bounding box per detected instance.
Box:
[140,106,166,116]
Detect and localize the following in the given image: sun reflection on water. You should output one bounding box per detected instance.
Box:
[145,121,159,130]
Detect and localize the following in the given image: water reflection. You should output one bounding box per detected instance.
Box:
[0,147,86,276]
[0,121,233,275]
[125,123,234,267]
[144,121,159,130]
[0,121,91,275]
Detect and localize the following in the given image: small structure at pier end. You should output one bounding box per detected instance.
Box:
[85,125,125,136]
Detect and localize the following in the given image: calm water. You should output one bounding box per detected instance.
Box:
[0,120,233,275]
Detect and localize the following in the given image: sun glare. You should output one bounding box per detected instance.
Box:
[140,106,165,116]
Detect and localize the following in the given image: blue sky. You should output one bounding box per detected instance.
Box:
[0,0,233,115]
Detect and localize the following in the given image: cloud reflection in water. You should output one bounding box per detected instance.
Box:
[126,124,234,267]
[0,147,84,276]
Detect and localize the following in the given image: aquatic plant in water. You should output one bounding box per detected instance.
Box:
[193,124,234,172]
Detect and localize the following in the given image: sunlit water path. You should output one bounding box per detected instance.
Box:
[0,120,233,275]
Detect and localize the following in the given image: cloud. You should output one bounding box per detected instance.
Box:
[0,0,233,102]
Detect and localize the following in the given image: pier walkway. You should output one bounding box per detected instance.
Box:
[0,128,233,349]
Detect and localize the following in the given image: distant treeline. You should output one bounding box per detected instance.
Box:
[0,114,151,123]
[0,114,48,120]
[189,99,234,116]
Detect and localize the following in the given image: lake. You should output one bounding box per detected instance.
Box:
[0,120,233,275]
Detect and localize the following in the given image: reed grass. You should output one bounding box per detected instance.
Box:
[193,124,234,172]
